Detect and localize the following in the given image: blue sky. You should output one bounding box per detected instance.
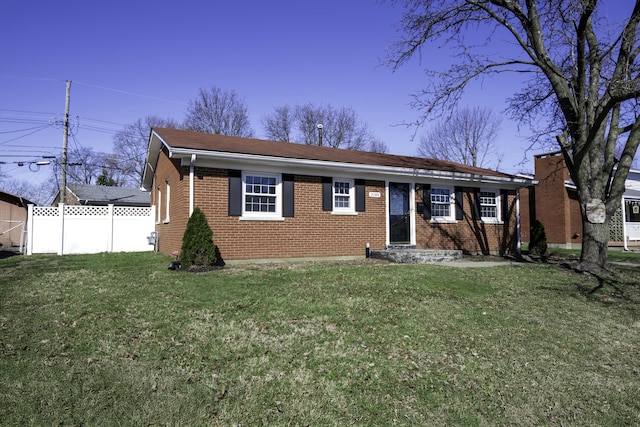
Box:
[1,0,555,188]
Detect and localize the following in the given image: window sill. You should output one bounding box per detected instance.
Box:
[481,219,503,225]
[430,218,457,224]
[240,216,285,221]
[331,211,358,216]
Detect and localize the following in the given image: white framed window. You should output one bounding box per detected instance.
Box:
[242,172,282,219]
[156,185,162,224]
[333,178,355,214]
[164,178,171,223]
[431,187,454,220]
[479,190,500,223]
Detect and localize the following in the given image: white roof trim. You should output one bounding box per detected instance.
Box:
[167,147,530,187]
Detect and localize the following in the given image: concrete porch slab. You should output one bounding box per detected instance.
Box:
[369,248,463,264]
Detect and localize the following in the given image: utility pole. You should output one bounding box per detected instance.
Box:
[60,80,71,204]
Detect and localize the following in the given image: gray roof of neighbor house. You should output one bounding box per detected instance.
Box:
[144,127,530,189]
[66,184,150,206]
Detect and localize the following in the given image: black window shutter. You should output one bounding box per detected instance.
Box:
[228,170,242,216]
[423,184,432,220]
[473,187,481,220]
[355,179,366,212]
[454,186,464,220]
[322,177,333,211]
[501,189,509,222]
[282,174,295,217]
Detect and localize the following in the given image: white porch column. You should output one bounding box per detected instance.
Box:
[622,196,628,251]
[189,154,196,216]
[516,190,521,255]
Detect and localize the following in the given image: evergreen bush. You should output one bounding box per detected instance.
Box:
[179,207,217,268]
[529,219,548,255]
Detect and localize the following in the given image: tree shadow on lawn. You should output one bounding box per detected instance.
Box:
[510,251,640,311]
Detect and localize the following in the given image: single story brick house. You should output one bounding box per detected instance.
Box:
[520,151,640,250]
[142,128,531,261]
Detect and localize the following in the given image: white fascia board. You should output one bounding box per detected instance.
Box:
[142,130,172,190]
[170,148,531,188]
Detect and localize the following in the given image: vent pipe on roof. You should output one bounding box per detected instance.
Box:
[317,123,323,147]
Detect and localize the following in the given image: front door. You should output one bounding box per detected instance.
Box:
[389,182,411,244]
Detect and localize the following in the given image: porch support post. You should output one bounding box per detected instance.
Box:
[189,154,196,216]
[622,196,628,251]
[516,190,521,255]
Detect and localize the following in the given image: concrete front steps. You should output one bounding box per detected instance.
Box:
[369,247,463,264]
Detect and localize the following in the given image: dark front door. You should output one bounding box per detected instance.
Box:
[389,182,410,244]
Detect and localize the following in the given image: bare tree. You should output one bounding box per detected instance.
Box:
[296,103,328,146]
[262,105,295,142]
[368,137,389,154]
[112,115,180,187]
[417,106,502,169]
[262,103,388,152]
[50,146,106,186]
[184,86,254,137]
[0,178,57,205]
[388,0,640,271]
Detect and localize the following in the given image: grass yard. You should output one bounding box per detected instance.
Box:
[1,252,639,426]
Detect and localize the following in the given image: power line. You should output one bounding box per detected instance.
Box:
[74,81,188,106]
[0,125,53,135]
[0,124,53,145]
[0,107,58,116]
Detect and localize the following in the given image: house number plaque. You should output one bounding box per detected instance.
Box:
[369,192,381,198]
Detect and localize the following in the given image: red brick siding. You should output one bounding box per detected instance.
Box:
[415,187,519,255]
[532,153,583,245]
[519,186,532,243]
[152,150,519,259]
[152,148,191,256]
[158,166,385,260]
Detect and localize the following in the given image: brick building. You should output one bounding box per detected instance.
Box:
[143,128,531,262]
[520,151,640,249]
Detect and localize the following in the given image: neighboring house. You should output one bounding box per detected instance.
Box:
[519,151,640,249]
[142,128,531,261]
[0,190,33,250]
[52,184,150,207]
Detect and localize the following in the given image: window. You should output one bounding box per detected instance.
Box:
[164,178,171,223]
[242,172,282,219]
[431,188,453,219]
[333,179,355,213]
[479,190,499,221]
[156,185,162,224]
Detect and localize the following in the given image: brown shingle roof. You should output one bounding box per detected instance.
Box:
[153,127,513,179]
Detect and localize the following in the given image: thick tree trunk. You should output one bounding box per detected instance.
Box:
[578,220,609,271]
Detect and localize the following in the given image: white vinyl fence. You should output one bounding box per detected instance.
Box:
[27,204,156,255]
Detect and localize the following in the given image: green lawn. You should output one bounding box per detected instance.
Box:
[1,252,639,425]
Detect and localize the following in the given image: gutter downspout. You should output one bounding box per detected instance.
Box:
[189,154,196,216]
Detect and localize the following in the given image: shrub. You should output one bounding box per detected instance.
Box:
[179,207,217,268]
[529,220,548,255]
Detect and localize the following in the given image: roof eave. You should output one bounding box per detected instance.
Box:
[142,130,170,190]
[169,147,531,187]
